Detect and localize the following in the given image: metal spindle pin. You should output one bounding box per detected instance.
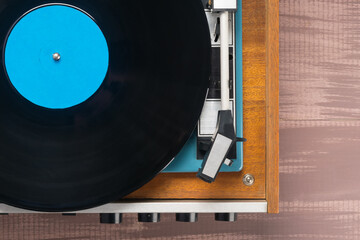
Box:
[52,53,61,61]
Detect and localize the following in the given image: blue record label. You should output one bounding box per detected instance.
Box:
[5,5,109,109]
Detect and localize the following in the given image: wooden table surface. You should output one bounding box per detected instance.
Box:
[2,0,360,239]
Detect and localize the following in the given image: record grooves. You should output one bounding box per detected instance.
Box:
[0,0,211,211]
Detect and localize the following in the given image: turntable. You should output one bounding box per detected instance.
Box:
[0,0,279,221]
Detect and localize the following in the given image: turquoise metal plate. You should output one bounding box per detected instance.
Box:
[5,5,109,109]
[163,0,243,173]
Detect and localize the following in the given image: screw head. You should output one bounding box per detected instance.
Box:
[243,174,255,186]
[52,53,61,61]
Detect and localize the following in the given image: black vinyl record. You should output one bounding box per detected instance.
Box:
[0,0,211,211]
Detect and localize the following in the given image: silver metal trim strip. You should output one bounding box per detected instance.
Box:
[0,200,267,214]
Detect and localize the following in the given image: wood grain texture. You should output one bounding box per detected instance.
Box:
[3,0,360,239]
[125,0,268,200]
[266,0,280,213]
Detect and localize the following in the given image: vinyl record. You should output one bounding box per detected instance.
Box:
[0,0,211,211]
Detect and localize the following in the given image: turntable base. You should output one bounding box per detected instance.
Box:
[125,0,279,214]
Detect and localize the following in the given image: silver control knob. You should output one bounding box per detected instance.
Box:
[215,213,237,222]
[176,213,198,222]
[100,213,122,224]
[138,213,160,223]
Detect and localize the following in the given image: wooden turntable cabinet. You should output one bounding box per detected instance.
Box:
[124,0,279,214]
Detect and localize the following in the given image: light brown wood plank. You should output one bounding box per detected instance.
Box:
[266,0,280,213]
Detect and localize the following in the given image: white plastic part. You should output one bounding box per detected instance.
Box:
[220,11,230,111]
[201,134,233,178]
[213,0,237,10]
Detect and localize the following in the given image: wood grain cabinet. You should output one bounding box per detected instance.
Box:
[123,0,280,214]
